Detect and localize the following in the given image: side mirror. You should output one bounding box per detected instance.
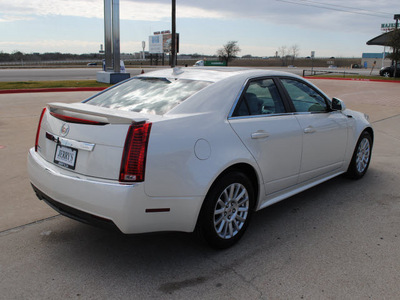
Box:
[331,97,346,111]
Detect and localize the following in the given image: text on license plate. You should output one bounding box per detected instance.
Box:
[54,145,78,170]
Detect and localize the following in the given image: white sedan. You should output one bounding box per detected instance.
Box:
[28,68,373,248]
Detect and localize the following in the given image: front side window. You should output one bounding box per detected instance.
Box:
[233,79,286,117]
[86,77,211,115]
[280,79,328,113]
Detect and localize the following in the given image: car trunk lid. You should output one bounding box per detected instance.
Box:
[36,102,155,181]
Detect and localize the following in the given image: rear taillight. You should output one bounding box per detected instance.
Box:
[119,122,152,182]
[35,108,47,152]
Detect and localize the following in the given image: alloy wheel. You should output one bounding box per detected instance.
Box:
[213,183,249,239]
[356,137,370,173]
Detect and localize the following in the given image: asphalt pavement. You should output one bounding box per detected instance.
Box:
[1,79,400,299]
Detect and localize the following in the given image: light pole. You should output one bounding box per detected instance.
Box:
[104,0,112,71]
[311,51,315,75]
[97,0,130,83]
[171,0,176,68]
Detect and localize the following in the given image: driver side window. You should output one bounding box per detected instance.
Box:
[280,79,328,113]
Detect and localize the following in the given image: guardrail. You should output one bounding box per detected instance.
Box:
[303,69,359,77]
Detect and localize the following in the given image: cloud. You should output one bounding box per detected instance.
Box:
[0,0,393,34]
[0,15,34,22]
[0,0,394,56]
[0,0,227,21]
[0,40,100,53]
[139,0,394,34]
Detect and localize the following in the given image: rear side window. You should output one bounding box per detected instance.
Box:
[87,77,211,115]
[233,79,286,117]
[280,79,328,113]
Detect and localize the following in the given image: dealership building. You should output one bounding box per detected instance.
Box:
[361,53,392,69]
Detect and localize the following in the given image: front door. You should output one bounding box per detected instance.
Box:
[279,78,348,182]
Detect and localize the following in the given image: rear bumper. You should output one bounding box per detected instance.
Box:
[31,184,121,232]
[27,148,203,234]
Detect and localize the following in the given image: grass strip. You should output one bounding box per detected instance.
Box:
[308,75,400,81]
[0,80,112,90]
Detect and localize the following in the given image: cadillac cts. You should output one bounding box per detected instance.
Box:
[28,68,373,248]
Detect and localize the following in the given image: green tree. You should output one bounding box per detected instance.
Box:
[217,41,241,66]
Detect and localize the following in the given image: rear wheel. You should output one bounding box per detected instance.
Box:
[198,171,254,249]
[382,71,391,77]
[345,131,372,179]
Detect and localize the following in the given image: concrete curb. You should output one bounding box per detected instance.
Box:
[0,87,107,94]
[304,76,400,83]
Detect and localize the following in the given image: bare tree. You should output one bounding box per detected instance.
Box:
[217,41,241,66]
[278,45,287,66]
[290,44,300,65]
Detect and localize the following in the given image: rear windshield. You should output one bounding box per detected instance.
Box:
[86,77,212,115]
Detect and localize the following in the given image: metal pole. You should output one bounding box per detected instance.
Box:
[311,57,314,75]
[394,14,400,78]
[104,0,113,71]
[383,46,386,68]
[112,0,120,73]
[171,0,176,68]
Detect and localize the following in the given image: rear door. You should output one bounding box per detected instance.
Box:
[229,78,303,195]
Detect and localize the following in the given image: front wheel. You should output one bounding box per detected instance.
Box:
[382,71,391,78]
[197,171,255,249]
[345,131,372,179]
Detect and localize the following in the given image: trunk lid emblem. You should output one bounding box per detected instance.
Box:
[60,123,70,137]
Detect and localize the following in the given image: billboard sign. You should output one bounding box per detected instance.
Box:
[149,35,163,54]
[149,31,179,54]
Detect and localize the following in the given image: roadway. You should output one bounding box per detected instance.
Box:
[0,67,151,82]
[1,79,400,298]
[0,66,381,81]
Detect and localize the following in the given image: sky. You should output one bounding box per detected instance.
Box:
[0,0,397,58]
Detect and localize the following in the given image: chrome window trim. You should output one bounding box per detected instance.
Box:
[228,110,332,121]
[228,112,295,120]
[292,111,330,115]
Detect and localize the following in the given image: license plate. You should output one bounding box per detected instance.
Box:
[54,145,78,170]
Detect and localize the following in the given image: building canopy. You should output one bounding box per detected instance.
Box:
[366,32,392,46]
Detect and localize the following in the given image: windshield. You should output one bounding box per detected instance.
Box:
[86,77,212,115]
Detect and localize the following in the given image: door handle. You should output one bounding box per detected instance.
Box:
[251,131,270,139]
[304,126,316,134]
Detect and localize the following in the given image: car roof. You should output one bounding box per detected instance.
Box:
[138,67,301,83]
[135,67,327,117]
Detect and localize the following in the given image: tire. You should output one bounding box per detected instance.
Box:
[197,171,255,249]
[382,71,391,78]
[345,131,372,179]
